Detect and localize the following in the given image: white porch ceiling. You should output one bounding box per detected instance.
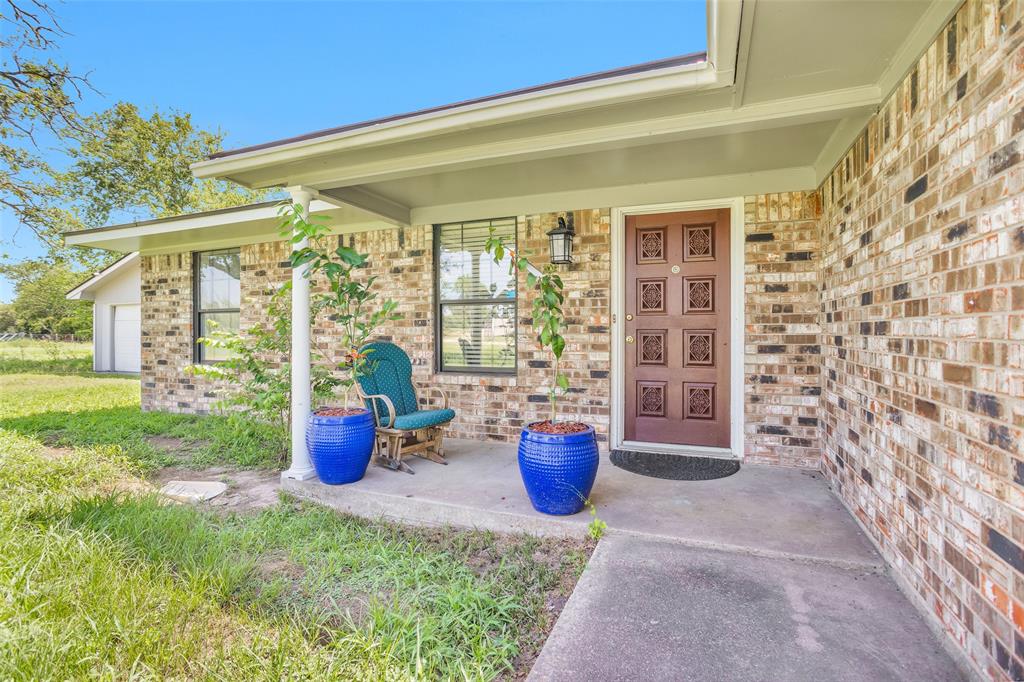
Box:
[363,120,839,210]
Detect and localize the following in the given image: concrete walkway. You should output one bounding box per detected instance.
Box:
[529,535,963,681]
[283,439,963,680]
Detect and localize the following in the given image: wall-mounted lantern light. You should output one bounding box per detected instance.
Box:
[547,213,575,265]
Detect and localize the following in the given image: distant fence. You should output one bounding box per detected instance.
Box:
[0,332,88,343]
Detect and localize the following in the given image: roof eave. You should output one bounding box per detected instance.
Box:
[191,55,721,185]
[65,252,139,300]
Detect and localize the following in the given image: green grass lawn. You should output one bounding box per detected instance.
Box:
[0,370,590,679]
[0,339,94,374]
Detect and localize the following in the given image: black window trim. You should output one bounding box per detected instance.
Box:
[433,218,518,376]
[192,247,241,364]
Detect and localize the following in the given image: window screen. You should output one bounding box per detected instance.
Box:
[435,218,516,372]
[194,248,240,363]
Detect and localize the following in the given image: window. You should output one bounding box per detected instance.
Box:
[194,248,240,362]
[435,218,516,373]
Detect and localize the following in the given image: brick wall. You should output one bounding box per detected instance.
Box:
[345,210,611,443]
[140,252,211,413]
[818,1,1024,678]
[140,209,612,443]
[743,192,822,467]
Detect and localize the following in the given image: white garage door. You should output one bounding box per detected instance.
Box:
[112,304,141,373]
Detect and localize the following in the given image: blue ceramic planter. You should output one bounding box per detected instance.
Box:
[518,424,599,515]
[306,409,376,485]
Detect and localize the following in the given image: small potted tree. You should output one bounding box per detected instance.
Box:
[485,224,599,515]
[283,203,400,484]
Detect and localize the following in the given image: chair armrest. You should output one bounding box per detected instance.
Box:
[429,387,450,410]
[357,386,397,428]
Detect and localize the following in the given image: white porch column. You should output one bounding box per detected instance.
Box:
[282,186,317,481]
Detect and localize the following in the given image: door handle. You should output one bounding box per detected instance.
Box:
[626,335,635,344]
[625,314,633,321]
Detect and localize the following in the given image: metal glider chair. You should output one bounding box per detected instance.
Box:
[355,342,455,474]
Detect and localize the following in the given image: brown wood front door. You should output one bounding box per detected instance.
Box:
[624,209,730,447]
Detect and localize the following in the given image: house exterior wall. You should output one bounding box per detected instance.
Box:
[90,258,141,373]
[141,202,816,463]
[743,192,822,467]
[140,210,613,442]
[817,1,1024,679]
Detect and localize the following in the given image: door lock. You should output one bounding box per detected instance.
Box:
[625,314,633,321]
[625,335,635,344]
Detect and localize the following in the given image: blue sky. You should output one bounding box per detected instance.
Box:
[1,0,706,300]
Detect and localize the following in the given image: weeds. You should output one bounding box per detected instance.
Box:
[0,371,593,679]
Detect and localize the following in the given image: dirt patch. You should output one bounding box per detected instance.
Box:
[506,537,594,680]
[151,466,280,513]
[257,553,306,582]
[145,435,210,463]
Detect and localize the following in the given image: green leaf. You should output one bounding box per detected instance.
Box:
[551,334,565,358]
[556,373,569,390]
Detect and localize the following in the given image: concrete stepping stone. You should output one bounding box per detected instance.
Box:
[160,480,228,503]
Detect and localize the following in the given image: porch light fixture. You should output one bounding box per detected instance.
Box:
[547,214,575,265]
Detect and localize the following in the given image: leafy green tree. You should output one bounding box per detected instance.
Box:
[7,261,91,337]
[58,102,272,228]
[283,202,401,409]
[3,2,274,268]
[1,0,88,253]
[189,285,340,434]
[486,230,568,424]
[0,303,16,332]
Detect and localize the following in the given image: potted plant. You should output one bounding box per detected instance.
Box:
[485,223,599,515]
[282,202,400,484]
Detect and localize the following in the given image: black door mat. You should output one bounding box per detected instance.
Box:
[610,449,740,481]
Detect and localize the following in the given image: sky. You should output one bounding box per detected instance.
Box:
[0,0,707,301]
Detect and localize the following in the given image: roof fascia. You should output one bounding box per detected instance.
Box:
[191,61,723,184]
[64,200,334,250]
[273,84,879,191]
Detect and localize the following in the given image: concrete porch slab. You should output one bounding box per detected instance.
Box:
[528,535,963,681]
[282,439,881,568]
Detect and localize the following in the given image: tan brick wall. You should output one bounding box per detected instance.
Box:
[346,210,611,443]
[141,209,612,443]
[818,1,1024,678]
[140,252,211,413]
[143,202,821,463]
[743,192,822,467]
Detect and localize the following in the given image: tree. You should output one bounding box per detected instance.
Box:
[7,261,91,337]
[2,3,273,267]
[1,0,88,253]
[58,102,272,227]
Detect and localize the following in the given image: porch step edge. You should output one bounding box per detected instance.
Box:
[281,478,886,571]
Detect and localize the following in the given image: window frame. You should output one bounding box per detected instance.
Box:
[192,247,241,364]
[433,218,518,375]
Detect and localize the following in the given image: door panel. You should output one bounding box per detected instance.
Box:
[624,209,730,447]
[113,304,141,373]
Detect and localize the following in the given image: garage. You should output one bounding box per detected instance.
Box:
[112,304,141,373]
[65,253,142,373]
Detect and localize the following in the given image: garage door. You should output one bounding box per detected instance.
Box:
[112,304,141,373]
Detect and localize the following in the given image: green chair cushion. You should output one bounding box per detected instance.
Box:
[357,342,420,417]
[393,408,456,431]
